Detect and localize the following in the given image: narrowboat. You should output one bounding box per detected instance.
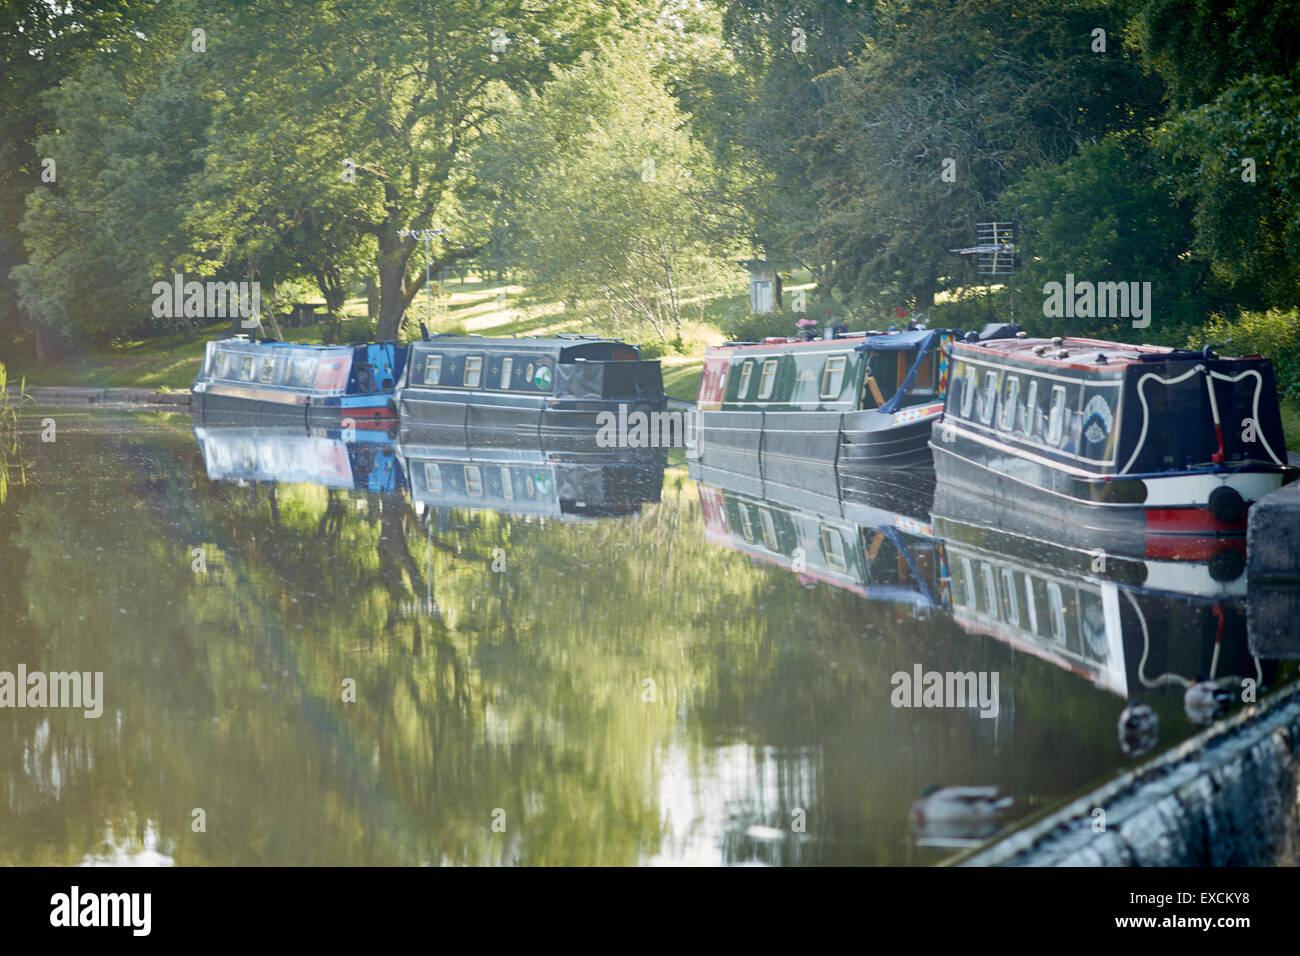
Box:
[692,327,953,472]
[192,336,407,426]
[931,334,1298,534]
[395,334,666,445]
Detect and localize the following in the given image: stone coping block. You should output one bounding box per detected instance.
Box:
[956,681,1300,866]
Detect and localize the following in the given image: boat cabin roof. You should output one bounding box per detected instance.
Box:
[708,328,937,355]
[956,336,1237,372]
[410,335,638,360]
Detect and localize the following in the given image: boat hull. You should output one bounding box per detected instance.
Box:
[691,404,940,472]
[397,390,670,449]
[194,386,396,427]
[930,432,1291,536]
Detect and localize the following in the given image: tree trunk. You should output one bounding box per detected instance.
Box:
[377,227,412,341]
[33,326,52,364]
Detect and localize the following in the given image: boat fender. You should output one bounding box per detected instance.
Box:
[1207,548,1246,582]
[1207,485,1245,524]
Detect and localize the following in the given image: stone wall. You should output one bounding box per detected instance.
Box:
[961,682,1300,866]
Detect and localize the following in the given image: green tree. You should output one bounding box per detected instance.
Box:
[188,0,635,341]
[999,138,1218,341]
[473,40,734,345]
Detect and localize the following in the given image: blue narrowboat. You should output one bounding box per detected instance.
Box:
[932,334,1297,535]
[395,334,666,442]
[692,327,953,471]
[192,336,408,426]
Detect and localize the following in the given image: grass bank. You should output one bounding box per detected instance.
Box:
[6,274,1300,447]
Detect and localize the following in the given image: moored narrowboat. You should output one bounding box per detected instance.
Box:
[192,336,407,426]
[931,334,1298,534]
[692,327,954,471]
[395,334,666,442]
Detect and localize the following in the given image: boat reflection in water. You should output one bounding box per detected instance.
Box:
[690,453,1282,848]
[930,484,1269,713]
[400,424,667,520]
[193,418,668,519]
[193,422,405,493]
[691,457,942,609]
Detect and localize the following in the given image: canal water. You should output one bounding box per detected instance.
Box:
[0,410,1295,865]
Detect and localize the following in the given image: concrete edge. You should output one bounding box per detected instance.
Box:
[4,387,192,409]
[956,679,1300,866]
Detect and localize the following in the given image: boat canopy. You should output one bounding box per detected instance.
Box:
[852,329,937,353]
[854,329,942,413]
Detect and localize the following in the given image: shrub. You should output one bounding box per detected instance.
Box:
[1202,309,1300,401]
[722,311,799,343]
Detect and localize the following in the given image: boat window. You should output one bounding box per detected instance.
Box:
[423,355,443,386]
[501,467,514,499]
[423,463,442,495]
[288,356,316,388]
[1023,380,1039,437]
[239,356,255,381]
[212,352,230,378]
[499,357,514,389]
[258,357,276,384]
[464,356,483,388]
[981,562,998,615]
[998,376,1019,431]
[315,357,350,391]
[464,465,483,497]
[757,359,779,399]
[820,355,847,399]
[978,371,998,425]
[1047,582,1067,642]
[958,557,975,609]
[736,360,754,399]
[1024,577,1039,635]
[738,507,755,543]
[959,366,977,418]
[821,527,847,570]
[1001,569,1020,626]
[1047,385,1068,446]
[759,508,778,551]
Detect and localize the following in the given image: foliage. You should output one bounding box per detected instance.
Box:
[1204,309,1300,403]
[999,138,1217,342]
[472,39,736,345]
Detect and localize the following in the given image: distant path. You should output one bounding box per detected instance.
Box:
[2,386,191,408]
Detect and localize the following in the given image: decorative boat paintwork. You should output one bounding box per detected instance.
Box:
[931,335,1297,534]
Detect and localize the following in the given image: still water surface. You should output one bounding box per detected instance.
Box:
[0,411,1293,865]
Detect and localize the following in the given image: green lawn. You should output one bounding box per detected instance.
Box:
[1281,397,1300,454]
[3,273,761,393]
